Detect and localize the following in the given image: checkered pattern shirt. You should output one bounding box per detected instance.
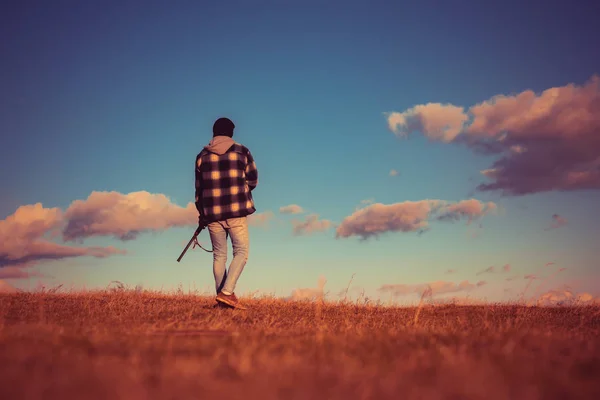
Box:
[195,143,258,223]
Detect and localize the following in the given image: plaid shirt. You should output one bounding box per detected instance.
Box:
[195,142,258,223]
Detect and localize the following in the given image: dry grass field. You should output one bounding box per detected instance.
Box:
[1,289,599,400]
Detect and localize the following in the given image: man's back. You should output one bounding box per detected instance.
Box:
[195,135,258,224]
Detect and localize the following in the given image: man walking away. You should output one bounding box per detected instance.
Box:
[195,117,258,309]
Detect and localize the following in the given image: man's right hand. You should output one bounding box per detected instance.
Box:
[198,215,207,229]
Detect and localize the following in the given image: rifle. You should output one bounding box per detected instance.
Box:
[177,223,213,262]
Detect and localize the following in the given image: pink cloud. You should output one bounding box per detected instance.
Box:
[386,103,469,142]
[289,276,327,301]
[386,76,600,195]
[292,214,333,236]
[536,289,598,306]
[477,264,510,275]
[63,191,197,241]
[279,204,304,215]
[247,211,275,227]
[545,214,568,230]
[379,280,487,297]
[2,190,272,275]
[0,266,45,279]
[0,280,18,293]
[0,203,126,269]
[436,199,498,225]
[336,199,497,240]
[336,200,438,239]
[476,266,496,275]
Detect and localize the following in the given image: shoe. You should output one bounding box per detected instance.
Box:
[215,292,246,309]
[212,302,231,309]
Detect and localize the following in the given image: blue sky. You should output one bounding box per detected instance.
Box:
[1,0,599,303]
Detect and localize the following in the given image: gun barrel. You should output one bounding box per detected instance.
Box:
[177,236,195,262]
[176,226,205,262]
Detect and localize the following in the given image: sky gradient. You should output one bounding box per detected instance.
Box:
[2,0,600,304]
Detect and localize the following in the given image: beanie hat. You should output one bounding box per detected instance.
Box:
[212,117,235,137]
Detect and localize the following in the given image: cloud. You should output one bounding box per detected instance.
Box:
[0,280,18,293]
[63,191,197,241]
[445,269,456,274]
[476,266,496,275]
[545,214,568,230]
[536,289,599,306]
[379,280,487,297]
[426,296,488,306]
[524,274,538,280]
[436,199,498,225]
[336,200,438,239]
[337,286,364,299]
[1,190,280,273]
[279,204,304,215]
[1,202,63,239]
[0,266,46,279]
[1,241,125,268]
[336,199,497,240]
[389,169,399,177]
[386,103,469,142]
[1,190,275,274]
[289,276,327,301]
[354,198,375,212]
[0,203,126,269]
[506,275,519,281]
[247,211,275,227]
[292,214,333,236]
[477,264,511,275]
[386,76,600,195]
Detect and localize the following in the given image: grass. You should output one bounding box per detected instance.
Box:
[0,289,599,399]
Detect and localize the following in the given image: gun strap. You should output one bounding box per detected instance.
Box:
[192,236,213,252]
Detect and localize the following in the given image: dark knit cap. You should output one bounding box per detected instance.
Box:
[212,117,235,137]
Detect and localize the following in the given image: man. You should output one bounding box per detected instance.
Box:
[195,117,258,309]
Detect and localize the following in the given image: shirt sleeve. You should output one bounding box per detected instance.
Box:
[195,154,203,214]
[245,149,258,190]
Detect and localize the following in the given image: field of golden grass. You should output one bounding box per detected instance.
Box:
[1,290,599,399]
